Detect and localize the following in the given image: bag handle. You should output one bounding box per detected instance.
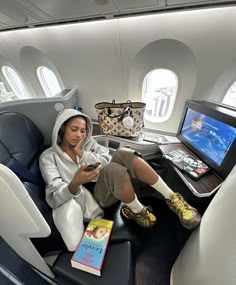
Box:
[104,106,132,119]
[95,100,145,110]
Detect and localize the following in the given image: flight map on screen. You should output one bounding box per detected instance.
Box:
[180,108,236,166]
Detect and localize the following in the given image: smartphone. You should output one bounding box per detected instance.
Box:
[84,162,101,172]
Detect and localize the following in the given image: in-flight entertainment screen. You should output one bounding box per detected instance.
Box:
[180,108,236,166]
[177,100,236,179]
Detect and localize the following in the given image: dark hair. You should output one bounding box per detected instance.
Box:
[58,115,87,139]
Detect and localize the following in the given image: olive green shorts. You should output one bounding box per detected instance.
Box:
[93,147,142,208]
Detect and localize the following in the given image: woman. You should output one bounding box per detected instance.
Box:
[39,108,201,251]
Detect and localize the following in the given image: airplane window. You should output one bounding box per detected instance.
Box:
[222,81,236,107]
[0,81,15,102]
[37,66,62,97]
[142,69,178,122]
[2,66,31,99]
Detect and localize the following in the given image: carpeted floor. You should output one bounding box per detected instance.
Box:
[133,197,200,285]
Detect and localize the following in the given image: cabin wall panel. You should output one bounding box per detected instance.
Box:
[43,21,125,115]
[126,39,197,132]
[20,46,65,98]
[0,21,124,118]
[0,88,79,145]
[0,7,236,132]
[118,8,236,100]
[117,8,236,131]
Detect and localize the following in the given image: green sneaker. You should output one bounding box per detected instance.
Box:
[121,204,157,228]
[166,192,201,230]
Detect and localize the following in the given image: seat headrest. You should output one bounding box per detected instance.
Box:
[0,111,44,166]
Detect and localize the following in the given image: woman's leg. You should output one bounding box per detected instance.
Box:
[111,147,201,230]
[111,147,173,199]
[93,161,156,227]
[118,171,157,227]
[132,155,173,199]
[131,154,201,230]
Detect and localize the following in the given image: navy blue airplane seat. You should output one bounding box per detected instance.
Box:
[0,111,137,285]
[0,111,140,251]
[0,111,66,254]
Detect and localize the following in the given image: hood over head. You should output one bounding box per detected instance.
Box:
[52,108,93,147]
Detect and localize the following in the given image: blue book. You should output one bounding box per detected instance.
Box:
[71,218,114,276]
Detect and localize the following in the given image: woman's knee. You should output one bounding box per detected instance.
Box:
[103,162,123,176]
[132,153,144,169]
[104,162,131,186]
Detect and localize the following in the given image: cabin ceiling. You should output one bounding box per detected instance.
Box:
[0,0,235,31]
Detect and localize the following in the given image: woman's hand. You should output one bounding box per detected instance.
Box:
[73,133,86,158]
[68,164,101,194]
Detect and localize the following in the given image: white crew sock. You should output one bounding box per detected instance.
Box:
[125,194,144,213]
[151,176,173,199]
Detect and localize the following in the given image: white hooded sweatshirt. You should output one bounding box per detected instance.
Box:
[39,109,112,251]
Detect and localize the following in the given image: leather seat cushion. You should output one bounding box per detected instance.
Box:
[52,241,133,285]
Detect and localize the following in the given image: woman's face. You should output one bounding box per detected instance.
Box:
[62,117,87,147]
